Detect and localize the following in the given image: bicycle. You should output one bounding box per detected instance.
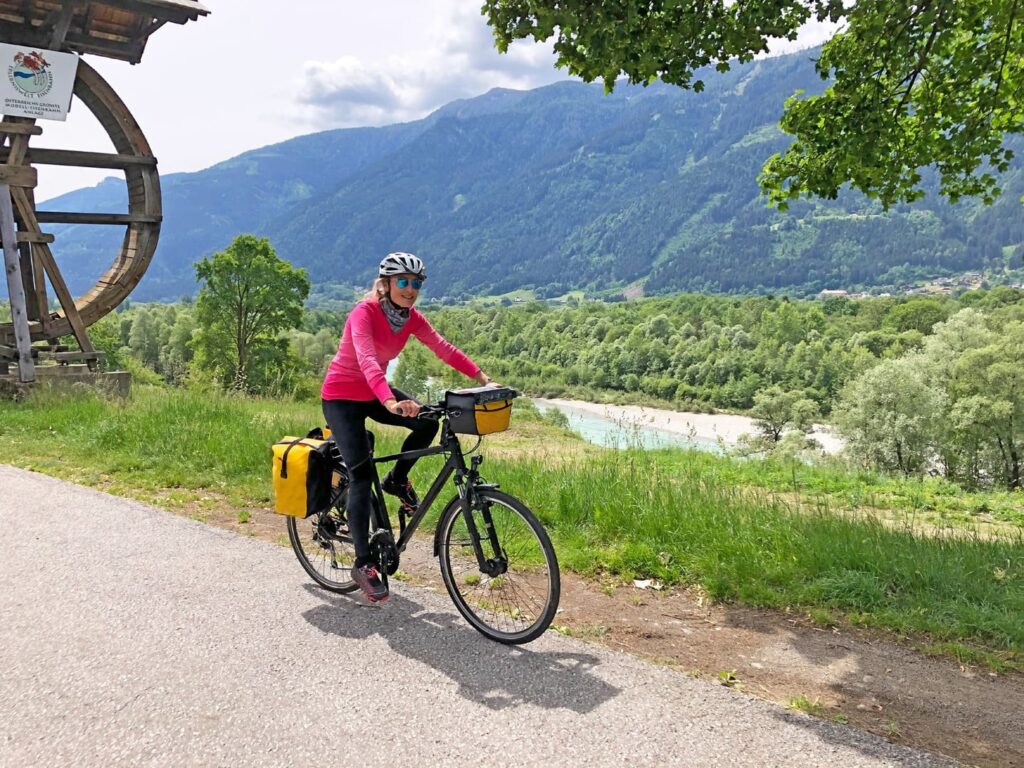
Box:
[286,392,560,645]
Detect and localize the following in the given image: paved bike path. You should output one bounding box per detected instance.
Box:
[0,465,954,767]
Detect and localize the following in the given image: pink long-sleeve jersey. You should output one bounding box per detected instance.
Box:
[320,299,481,403]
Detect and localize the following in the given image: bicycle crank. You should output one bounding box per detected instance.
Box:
[369,529,400,576]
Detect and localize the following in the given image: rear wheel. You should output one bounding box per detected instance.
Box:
[287,486,358,593]
[437,489,559,644]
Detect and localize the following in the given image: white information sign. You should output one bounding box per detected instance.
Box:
[0,43,78,121]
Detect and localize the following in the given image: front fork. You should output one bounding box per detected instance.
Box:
[455,455,507,577]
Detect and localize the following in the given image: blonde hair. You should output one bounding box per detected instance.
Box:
[363,277,389,302]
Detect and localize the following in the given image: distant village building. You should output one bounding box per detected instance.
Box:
[817,289,849,299]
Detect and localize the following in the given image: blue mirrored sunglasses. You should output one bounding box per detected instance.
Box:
[395,277,424,290]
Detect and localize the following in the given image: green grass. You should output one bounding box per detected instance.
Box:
[2,385,1023,663]
[0,384,323,504]
[504,447,1024,656]
[920,642,1017,673]
[787,695,827,717]
[657,449,1024,528]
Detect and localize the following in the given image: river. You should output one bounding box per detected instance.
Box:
[531,397,844,454]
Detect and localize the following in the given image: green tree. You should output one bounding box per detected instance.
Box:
[833,355,945,476]
[884,299,949,335]
[751,385,820,443]
[88,314,128,371]
[193,235,310,391]
[484,1,1024,208]
[949,330,1024,489]
[129,307,163,369]
[162,311,197,385]
[912,309,995,486]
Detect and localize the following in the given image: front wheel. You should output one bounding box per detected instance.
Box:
[437,489,559,644]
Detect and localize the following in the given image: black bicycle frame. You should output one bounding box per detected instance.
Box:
[364,418,491,561]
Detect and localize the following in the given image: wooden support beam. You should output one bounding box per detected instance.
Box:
[0,183,34,382]
[16,231,54,244]
[6,131,31,166]
[31,246,48,335]
[0,346,103,362]
[0,22,149,62]
[33,242,97,359]
[40,350,104,362]
[0,165,37,188]
[142,19,168,37]
[0,147,157,169]
[9,187,96,365]
[22,186,50,334]
[35,211,161,225]
[0,122,42,136]
[48,0,76,49]
[18,241,36,321]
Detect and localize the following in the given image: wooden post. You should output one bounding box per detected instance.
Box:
[19,242,36,321]
[0,182,34,383]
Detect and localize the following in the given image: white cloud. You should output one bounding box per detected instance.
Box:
[35,1,838,200]
[295,6,839,130]
[297,5,568,128]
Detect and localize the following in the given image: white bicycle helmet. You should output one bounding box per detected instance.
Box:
[379,252,425,277]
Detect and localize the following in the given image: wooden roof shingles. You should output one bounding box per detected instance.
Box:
[0,0,209,63]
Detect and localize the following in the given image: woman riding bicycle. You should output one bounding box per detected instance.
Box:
[321,252,493,603]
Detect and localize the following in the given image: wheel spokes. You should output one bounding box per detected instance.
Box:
[447,501,553,636]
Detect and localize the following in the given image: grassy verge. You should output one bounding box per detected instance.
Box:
[665,450,1024,529]
[2,386,1022,665]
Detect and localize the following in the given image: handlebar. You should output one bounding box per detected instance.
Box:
[415,386,518,422]
[416,403,446,421]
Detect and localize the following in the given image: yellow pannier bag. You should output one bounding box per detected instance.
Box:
[271,434,333,517]
[445,386,518,435]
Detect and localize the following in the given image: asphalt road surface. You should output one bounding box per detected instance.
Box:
[0,465,956,767]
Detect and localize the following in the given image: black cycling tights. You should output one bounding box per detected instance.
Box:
[322,390,438,564]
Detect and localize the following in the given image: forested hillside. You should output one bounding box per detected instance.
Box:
[406,290,1021,411]
[67,285,1021,415]
[45,49,1024,301]
[42,121,431,299]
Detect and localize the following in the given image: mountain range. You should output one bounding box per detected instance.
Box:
[43,48,1024,302]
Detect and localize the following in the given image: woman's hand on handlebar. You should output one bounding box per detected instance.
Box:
[386,398,421,418]
[474,371,499,387]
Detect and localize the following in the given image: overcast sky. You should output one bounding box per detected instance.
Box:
[35,1,834,201]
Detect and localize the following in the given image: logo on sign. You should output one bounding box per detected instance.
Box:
[8,51,53,97]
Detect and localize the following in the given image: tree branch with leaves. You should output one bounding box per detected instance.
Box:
[483,0,1024,209]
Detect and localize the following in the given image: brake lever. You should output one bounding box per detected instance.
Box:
[416,404,444,421]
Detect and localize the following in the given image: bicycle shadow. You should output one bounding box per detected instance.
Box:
[301,585,620,713]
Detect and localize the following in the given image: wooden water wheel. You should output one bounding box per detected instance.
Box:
[0,0,207,381]
[1,60,161,361]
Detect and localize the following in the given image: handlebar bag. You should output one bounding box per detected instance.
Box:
[271,434,333,517]
[445,386,518,435]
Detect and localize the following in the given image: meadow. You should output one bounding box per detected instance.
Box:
[1,385,1021,668]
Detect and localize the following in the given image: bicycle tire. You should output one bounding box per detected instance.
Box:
[287,486,358,594]
[437,488,560,644]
